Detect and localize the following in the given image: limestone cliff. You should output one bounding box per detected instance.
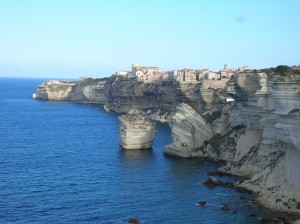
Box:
[71,78,106,103]
[164,103,214,157]
[104,78,179,114]
[198,83,300,214]
[33,72,300,214]
[33,80,76,100]
[119,114,157,150]
[33,75,235,114]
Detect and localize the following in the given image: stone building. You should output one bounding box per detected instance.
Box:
[114,70,128,76]
[175,69,197,82]
[206,72,221,80]
[220,64,235,78]
[146,72,161,83]
[176,70,185,82]
[132,64,160,74]
[197,69,210,80]
[238,65,251,72]
[131,64,161,83]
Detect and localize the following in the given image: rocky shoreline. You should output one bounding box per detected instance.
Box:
[33,72,300,218]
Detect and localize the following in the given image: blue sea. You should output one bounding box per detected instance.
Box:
[0,77,284,223]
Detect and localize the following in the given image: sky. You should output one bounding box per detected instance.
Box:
[0,0,300,78]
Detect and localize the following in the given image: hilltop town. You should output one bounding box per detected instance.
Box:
[113,64,253,83]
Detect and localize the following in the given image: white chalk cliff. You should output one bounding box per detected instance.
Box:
[33,80,75,100]
[118,114,157,150]
[164,103,214,157]
[206,83,300,214]
[33,72,300,214]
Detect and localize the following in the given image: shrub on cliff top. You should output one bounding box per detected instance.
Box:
[274,65,292,76]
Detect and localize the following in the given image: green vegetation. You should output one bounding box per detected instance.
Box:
[79,77,110,86]
[104,75,127,84]
[293,69,300,75]
[274,65,291,75]
[257,67,275,74]
[48,84,71,92]
[258,65,300,76]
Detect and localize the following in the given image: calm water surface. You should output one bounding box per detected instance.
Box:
[0,78,284,223]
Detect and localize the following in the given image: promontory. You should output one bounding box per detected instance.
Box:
[33,63,300,215]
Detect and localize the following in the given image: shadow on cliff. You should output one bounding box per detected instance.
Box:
[231,74,261,101]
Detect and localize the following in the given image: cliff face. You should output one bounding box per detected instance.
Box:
[33,76,234,114]
[235,84,300,214]
[33,73,300,214]
[118,114,157,149]
[33,80,76,100]
[71,78,106,103]
[164,103,214,157]
[104,79,178,114]
[197,83,300,214]
[33,78,107,103]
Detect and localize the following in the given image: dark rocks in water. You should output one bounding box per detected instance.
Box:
[236,187,252,194]
[259,217,291,224]
[197,201,206,206]
[202,176,219,187]
[250,213,256,217]
[207,170,235,177]
[230,210,237,215]
[127,218,141,224]
[202,176,234,188]
[221,205,230,211]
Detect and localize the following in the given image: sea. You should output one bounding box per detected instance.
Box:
[0,77,289,224]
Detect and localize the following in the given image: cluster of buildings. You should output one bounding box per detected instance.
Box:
[113,64,252,84]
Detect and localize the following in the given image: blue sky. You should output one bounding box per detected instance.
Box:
[0,0,300,78]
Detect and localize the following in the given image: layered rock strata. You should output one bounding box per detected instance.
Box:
[33,73,300,214]
[118,114,157,150]
[164,103,214,157]
[71,78,106,103]
[33,80,76,100]
[197,83,300,214]
[128,108,171,123]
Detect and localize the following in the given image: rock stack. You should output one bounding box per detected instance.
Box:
[119,114,157,149]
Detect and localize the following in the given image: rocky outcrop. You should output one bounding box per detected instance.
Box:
[71,78,106,103]
[201,83,300,214]
[200,79,229,111]
[128,108,171,123]
[255,72,270,95]
[272,73,300,84]
[104,79,179,114]
[33,80,76,100]
[164,103,214,157]
[33,78,106,103]
[33,72,300,214]
[118,114,157,150]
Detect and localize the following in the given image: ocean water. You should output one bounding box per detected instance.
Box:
[0,77,284,224]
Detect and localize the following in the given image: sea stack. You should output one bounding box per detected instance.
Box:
[118,114,157,149]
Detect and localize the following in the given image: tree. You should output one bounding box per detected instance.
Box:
[274,65,291,75]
